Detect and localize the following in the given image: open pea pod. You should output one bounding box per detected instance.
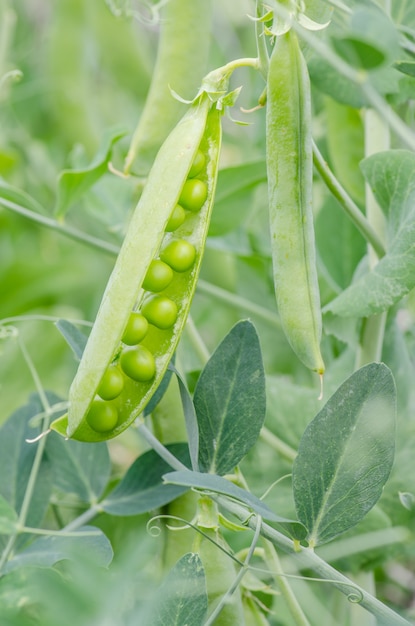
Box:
[52,95,222,441]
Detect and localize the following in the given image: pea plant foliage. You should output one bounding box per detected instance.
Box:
[0,1,415,625]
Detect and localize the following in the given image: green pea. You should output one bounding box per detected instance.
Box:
[86,400,119,433]
[188,150,206,178]
[142,259,174,292]
[160,239,196,272]
[179,179,208,212]
[141,295,178,329]
[166,204,186,232]
[122,312,148,345]
[120,345,156,382]
[97,366,125,400]
[266,30,324,374]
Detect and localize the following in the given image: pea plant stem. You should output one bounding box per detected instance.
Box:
[259,425,297,462]
[184,314,210,366]
[2,194,283,332]
[22,526,103,538]
[312,141,385,260]
[137,422,188,471]
[62,504,102,533]
[263,540,311,626]
[0,196,120,256]
[1,315,93,327]
[215,496,412,626]
[356,107,390,368]
[197,279,281,328]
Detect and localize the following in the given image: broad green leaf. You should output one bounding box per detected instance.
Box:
[163,469,307,540]
[194,320,266,475]
[330,7,400,70]
[382,318,415,417]
[4,526,113,573]
[266,376,322,449]
[0,495,18,534]
[293,363,396,547]
[45,432,110,503]
[54,127,126,219]
[0,394,53,553]
[150,553,207,626]
[209,161,266,236]
[55,319,88,361]
[309,60,400,108]
[326,150,415,317]
[102,444,190,516]
[332,38,385,70]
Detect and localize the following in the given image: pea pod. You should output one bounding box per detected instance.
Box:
[266,29,324,374]
[51,95,222,441]
[124,0,212,174]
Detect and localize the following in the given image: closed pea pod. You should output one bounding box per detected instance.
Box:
[266,29,324,374]
[51,94,222,441]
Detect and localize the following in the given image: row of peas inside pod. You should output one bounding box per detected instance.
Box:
[87,149,209,434]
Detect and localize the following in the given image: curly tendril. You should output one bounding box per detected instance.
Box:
[147,514,245,566]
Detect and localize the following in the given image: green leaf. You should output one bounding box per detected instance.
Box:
[209,161,266,236]
[330,7,400,70]
[309,58,365,108]
[332,37,386,70]
[102,444,190,516]
[293,363,396,547]
[4,526,113,573]
[309,57,400,108]
[0,394,53,552]
[54,127,126,219]
[166,364,199,471]
[324,99,366,207]
[163,469,307,540]
[55,319,88,361]
[150,553,208,626]
[0,181,47,215]
[194,320,266,475]
[0,495,18,534]
[143,357,175,417]
[326,150,415,317]
[394,61,415,78]
[46,432,111,503]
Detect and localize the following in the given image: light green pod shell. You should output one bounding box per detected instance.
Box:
[266,30,324,374]
[52,96,222,441]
